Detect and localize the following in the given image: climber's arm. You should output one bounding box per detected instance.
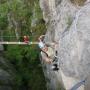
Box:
[45,41,58,48]
[41,51,52,63]
[38,35,45,41]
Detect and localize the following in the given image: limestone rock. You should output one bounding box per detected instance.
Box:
[40,0,90,90]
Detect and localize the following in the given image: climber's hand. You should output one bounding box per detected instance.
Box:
[52,42,59,48]
[39,35,45,39]
[45,58,52,64]
[38,35,45,41]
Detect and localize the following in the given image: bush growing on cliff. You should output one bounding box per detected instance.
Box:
[0,0,47,90]
[5,45,46,90]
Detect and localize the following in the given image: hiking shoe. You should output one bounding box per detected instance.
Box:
[51,64,59,71]
[53,67,59,71]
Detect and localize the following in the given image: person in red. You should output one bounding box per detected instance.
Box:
[23,36,29,43]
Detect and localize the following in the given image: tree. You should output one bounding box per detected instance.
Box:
[0,0,47,90]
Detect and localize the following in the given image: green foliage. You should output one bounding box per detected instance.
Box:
[0,2,9,15]
[5,45,23,61]
[4,45,46,90]
[0,2,8,30]
[0,16,8,30]
[31,23,46,41]
[0,0,47,90]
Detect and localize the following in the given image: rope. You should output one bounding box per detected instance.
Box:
[0,42,38,45]
[0,36,40,37]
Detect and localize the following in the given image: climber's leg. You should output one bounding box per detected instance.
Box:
[51,51,59,71]
[51,62,59,71]
[51,59,59,71]
[41,49,59,71]
[41,51,52,64]
[45,57,52,64]
[52,51,58,62]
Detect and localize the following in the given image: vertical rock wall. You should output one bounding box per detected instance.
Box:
[40,0,90,90]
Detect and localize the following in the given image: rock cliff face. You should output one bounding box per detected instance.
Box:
[0,45,13,90]
[40,0,90,90]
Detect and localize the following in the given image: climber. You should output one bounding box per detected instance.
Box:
[38,35,59,71]
[23,36,29,43]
